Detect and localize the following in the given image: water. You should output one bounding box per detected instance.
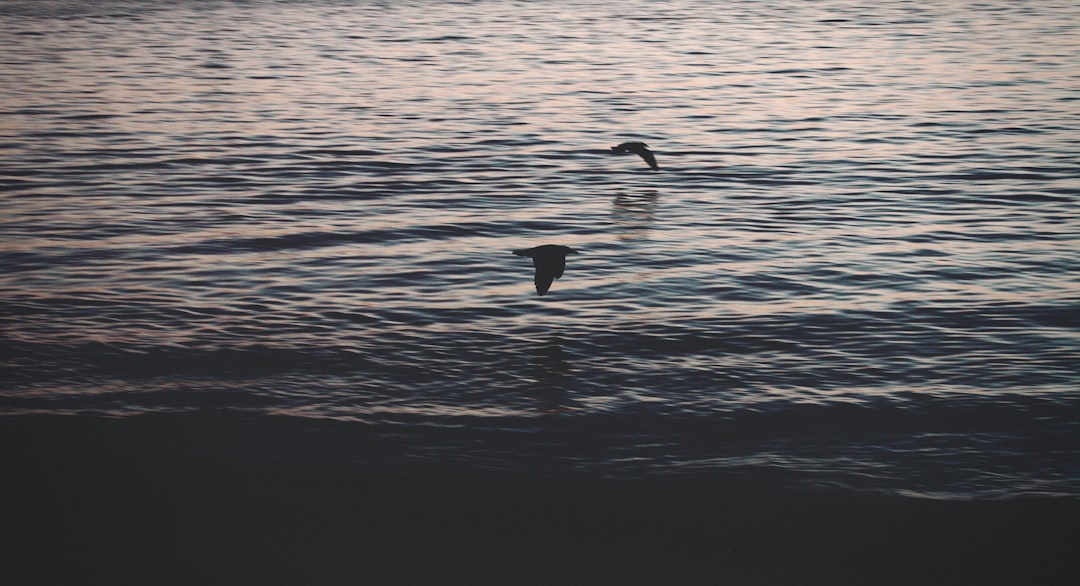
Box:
[2,0,1078,501]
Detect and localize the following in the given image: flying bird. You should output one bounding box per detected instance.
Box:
[512,244,579,296]
[611,141,659,171]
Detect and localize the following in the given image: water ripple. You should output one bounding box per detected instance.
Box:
[1,0,1078,497]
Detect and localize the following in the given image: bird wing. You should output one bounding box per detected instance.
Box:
[533,259,556,296]
[638,150,658,170]
[532,255,567,296]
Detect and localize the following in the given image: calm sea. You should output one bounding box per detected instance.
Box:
[2,0,1078,501]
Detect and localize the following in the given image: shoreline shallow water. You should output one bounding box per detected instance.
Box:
[7,414,1079,585]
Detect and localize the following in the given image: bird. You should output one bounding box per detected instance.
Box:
[512,244,579,296]
[611,141,659,171]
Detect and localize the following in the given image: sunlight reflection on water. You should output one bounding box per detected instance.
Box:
[1,0,1078,496]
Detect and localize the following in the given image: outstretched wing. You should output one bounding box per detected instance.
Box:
[532,255,566,296]
[638,149,659,170]
[533,260,555,296]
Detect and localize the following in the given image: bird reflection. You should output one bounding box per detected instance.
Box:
[611,141,659,171]
[611,190,658,240]
[528,333,578,413]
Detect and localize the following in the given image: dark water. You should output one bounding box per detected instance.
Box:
[2,0,1078,506]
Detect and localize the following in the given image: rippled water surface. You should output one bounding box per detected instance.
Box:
[2,0,1078,498]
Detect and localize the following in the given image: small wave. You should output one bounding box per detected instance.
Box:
[57,113,123,120]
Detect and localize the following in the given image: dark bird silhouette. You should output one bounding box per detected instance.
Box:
[512,244,579,296]
[611,141,659,171]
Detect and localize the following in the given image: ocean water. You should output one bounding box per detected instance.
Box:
[2,0,1078,501]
